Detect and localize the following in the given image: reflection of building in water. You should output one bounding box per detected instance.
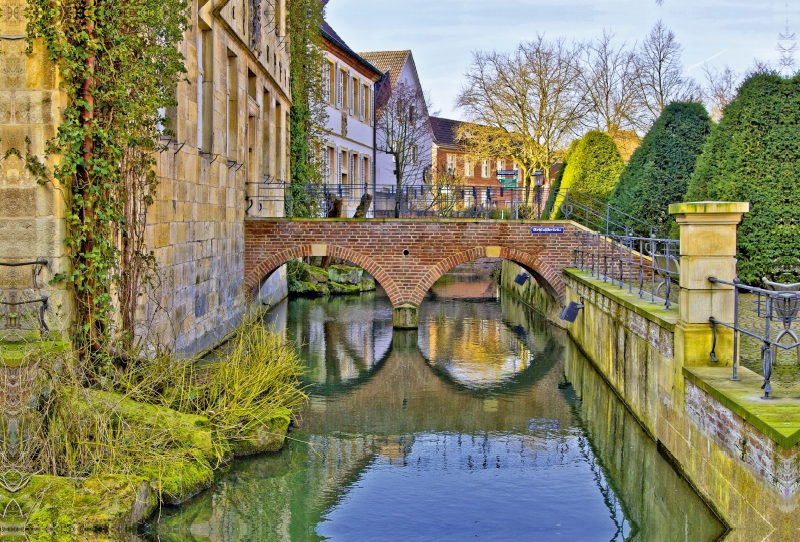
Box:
[286,296,393,386]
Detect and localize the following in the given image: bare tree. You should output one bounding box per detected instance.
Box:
[581,30,644,134]
[702,65,740,121]
[636,21,699,124]
[456,35,587,197]
[375,80,432,217]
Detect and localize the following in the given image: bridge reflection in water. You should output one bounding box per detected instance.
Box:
[150,276,724,542]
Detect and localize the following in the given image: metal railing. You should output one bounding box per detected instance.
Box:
[572,231,680,310]
[708,278,800,399]
[547,188,658,237]
[0,259,50,333]
[245,179,548,219]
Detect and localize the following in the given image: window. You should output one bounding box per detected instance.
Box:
[350,153,357,183]
[497,159,504,173]
[340,150,348,183]
[410,145,418,165]
[482,159,489,178]
[409,105,416,126]
[361,156,367,185]
[465,158,473,177]
[446,154,455,174]
[227,51,239,160]
[513,162,519,171]
[248,69,257,101]
[262,89,271,175]
[198,27,213,152]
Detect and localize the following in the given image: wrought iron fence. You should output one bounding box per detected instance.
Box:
[245,179,545,219]
[546,188,657,237]
[708,278,800,399]
[572,231,681,310]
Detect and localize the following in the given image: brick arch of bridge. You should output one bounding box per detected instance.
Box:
[412,247,562,307]
[244,219,583,326]
[244,244,401,302]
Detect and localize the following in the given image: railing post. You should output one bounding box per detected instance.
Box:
[669,202,749,370]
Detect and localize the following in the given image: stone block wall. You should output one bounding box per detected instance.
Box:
[135,0,292,354]
[0,0,70,335]
[565,269,800,540]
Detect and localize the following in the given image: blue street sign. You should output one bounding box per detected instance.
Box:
[530,226,565,234]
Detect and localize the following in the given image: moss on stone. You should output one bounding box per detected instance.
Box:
[328,280,362,294]
[0,474,156,536]
[359,273,376,292]
[230,407,292,457]
[302,265,329,284]
[327,265,362,285]
[291,280,330,296]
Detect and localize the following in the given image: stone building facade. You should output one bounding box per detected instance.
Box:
[0,0,292,355]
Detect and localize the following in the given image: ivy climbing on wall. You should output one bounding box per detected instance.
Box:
[25,0,189,358]
[286,0,327,217]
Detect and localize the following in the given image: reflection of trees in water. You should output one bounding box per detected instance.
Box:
[419,293,558,390]
[562,341,726,542]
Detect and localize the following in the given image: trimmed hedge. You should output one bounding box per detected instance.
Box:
[685,74,800,284]
[558,130,624,203]
[609,102,712,238]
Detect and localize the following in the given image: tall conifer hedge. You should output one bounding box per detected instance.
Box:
[609,102,712,237]
[558,130,624,203]
[685,74,800,284]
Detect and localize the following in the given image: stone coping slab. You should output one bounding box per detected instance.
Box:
[564,268,678,332]
[684,366,800,449]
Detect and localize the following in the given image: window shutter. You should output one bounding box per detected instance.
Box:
[350,153,356,183]
[336,145,341,182]
[370,87,374,126]
[360,84,365,121]
[361,157,365,185]
[323,62,330,102]
[336,65,342,109]
[349,75,354,115]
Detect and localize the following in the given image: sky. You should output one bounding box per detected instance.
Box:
[325,0,800,120]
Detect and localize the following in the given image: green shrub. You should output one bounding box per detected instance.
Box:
[609,102,712,238]
[558,130,624,204]
[685,74,800,284]
[542,139,577,219]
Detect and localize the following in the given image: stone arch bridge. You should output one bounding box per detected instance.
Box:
[244,219,587,327]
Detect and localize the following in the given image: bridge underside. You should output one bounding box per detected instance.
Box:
[244,219,584,327]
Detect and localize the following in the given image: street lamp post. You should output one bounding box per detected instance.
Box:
[533,170,544,220]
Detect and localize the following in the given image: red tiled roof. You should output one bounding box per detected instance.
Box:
[359,51,410,88]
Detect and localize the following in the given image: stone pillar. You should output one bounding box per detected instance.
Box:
[393,304,418,329]
[669,202,749,368]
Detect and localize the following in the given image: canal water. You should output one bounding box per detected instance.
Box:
[149,268,725,541]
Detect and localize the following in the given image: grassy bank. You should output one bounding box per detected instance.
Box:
[0,316,306,538]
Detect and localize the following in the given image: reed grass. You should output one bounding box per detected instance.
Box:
[4,313,306,501]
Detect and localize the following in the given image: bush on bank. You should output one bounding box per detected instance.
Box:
[685,73,800,284]
[609,102,712,238]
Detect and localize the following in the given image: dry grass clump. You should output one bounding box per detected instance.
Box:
[3,315,306,497]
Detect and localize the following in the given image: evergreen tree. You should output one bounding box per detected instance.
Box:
[558,130,624,203]
[686,74,800,284]
[610,102,711,237]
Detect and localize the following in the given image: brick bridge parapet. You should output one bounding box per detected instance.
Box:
[244,219,587,327]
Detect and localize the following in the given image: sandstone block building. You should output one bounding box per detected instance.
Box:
[0,0,291,355]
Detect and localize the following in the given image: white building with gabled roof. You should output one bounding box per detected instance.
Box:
[359,50,433,191]
[319,16,383,217]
